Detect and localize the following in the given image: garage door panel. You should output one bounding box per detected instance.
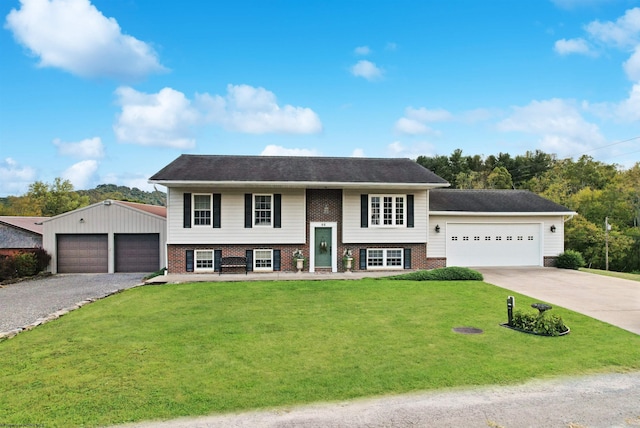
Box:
[115,233,159,272]
[447,223,541,267]
[57,234,108,273]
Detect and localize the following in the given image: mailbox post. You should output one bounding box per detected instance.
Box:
[507,296,515,326]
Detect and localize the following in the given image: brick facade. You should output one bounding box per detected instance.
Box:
[426,257,447,269]
[543,256,557,267]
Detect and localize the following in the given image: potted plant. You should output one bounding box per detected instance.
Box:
[343,248,353,272]
[293,249,305,273]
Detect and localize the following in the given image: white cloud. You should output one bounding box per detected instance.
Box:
[101,172,156,192]
[260,145,321,156]
[4,0,166,80]
[62,159,98,190]
[623,45,640,80]
[585,7,640,48]
[394,107,453,135]
[405,107,453,122]
[394,117,432,135]
[497,98,606,157]
[554,38,594,56]
[354,46,371,56]
[350,60,383,81]
[0,158,36,195]
[587,82,640,122]
[114,86,199,149]
[53,137,104,159]
[197,84,323,134]
[351,148,365,157]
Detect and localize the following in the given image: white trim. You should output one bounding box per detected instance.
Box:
[366,248,404,270]
[193,193,212,227]
[309,222,337,273]
[253,194,273,227]
[369,194,406,227]
[194,249,215,271]
[150,180,450,190]
[253,248,274,271]
[430,211,575,217]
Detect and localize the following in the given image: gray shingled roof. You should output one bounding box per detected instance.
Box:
[430,189,574,213]
[149,155,449,185]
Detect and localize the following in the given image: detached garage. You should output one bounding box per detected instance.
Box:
[43,200,166,274]
[427,189,575,268]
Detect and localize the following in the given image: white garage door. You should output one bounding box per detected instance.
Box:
[446,223,541,267]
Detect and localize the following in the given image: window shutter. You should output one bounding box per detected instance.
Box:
[407,194,414,228]
[273,249,281,271]
[245,249,253,271]
[360,194,368,228]
[214,249,222,272]
[244,194,252,228]
[186,250,194,272]
[404,248,412,269]
[359,248,367,270]
[183,193,192,228]
[274,194,281,228]
[212,193,221,228]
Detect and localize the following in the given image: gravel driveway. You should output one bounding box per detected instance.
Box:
[0,273,145,334]
[120,371,640,428]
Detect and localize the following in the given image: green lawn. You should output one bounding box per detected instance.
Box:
[1,279,639,427]
[580,268,640,282]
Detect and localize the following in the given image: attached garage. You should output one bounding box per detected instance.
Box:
[43,200,166,274]
[427,189,575,268]
[57,234,108,273]
[446,223,541,267]
[115,233,160,272]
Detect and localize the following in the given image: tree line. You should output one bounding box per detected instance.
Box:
[1,150,638,272]
[0,179,166,217]
[418,149,640,272]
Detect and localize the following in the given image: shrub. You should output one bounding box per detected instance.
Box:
[0,256,17,281]
[556,250,585,270]
[511,309,569,336]
[32,247,52,273]
[13,252,38,277]
[389,266,484,281]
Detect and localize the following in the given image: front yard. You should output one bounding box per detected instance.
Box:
[1,279,639,427]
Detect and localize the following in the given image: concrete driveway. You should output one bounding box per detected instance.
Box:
[478,267,640,335]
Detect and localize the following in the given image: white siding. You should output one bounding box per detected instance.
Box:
[43,202,166,274]
[342,189,428,244]
[167,187,306,245]
[427,214,566,259]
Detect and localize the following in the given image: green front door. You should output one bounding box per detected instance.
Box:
[314,227,332,268]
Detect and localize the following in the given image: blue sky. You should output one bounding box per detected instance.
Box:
[1,0,640,196]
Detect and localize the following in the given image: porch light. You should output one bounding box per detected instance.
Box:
[550,225,556,233]
[79,218,85,223]
[435,224,441,233]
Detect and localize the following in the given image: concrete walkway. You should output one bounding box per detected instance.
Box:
[146,270,395,284]
[478,267,640,335]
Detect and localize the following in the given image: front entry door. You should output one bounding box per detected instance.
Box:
[314,227,332,268]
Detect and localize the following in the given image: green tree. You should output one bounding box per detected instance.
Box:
[26,178,90,216]
[487,166,513,189]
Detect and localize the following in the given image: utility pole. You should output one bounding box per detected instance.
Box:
[605,217,609,271]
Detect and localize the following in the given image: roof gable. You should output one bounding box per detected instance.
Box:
[430,189,574,213]
[149,155,449,186]
[0,216,48,235]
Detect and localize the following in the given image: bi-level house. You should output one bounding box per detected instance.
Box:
[149,155,449,273]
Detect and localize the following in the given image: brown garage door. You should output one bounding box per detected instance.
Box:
[57,234,108,273]
[115,233,160,272]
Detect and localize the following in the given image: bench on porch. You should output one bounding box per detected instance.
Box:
[219,256,248,275]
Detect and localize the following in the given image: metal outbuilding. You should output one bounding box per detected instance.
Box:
[42,200,166,274]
